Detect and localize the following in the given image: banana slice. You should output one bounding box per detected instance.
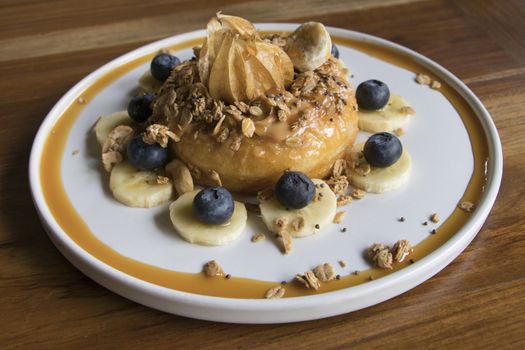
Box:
[109,161,173,208]
[138,70,162,93]
[347,144,411,193]
[358,94,415,133]
[286,22,332,72]
[169,191,247,246]
[94,110,133,146]
[259,179,337,238]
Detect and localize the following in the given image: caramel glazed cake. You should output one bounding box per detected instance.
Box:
[146,15,359,194]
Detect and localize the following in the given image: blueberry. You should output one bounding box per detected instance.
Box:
[331,43,340,59]
[356,79,390,110]
[363,132,402,168]
[126,134,168,170]
[150,53,181,82]
[193,187,234,225]
[275,171,316,209]
[127,93,154,123]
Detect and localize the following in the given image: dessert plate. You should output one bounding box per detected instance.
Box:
[29,24,502,323]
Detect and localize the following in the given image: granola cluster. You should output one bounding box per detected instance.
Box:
[367,240,413,269]
[148,53,350,149]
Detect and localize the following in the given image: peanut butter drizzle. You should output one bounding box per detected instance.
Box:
[40,35,489,299]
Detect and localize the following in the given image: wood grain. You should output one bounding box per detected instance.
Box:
[1,0,524,348]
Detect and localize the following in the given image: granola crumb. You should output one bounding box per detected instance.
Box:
[281,280,287,285]
[257,188,274,202]
[409,259,415,264]
[251,233,266,243]
[333,211,346,224]
[422,221,428,226]
[336,274,341,280]
[265,285,286,299]
[277,230,293,254]
[225,274,231,279]
[394,128,405,136]
[313,263,336,282]
[156,175,170,185]
[338,260,347,268]
[368,243,393,269]
[369,276,374,281]
[337,195,353,206]
[430,229,437,234]
[353,270,360,275]
[351,189,366,199]
[416,73,431,85]
[77,96,86,104]
[458,201,475,213]
[72,149,80,156]
[143,124,180,147]
[392,240,413,263]
[398,217,406,222]
[203,260,225,277]
[314,224,320,229]
[295,271,321,290]
[430,213,440,223]
[431,80,442,89]
[341,227,347,233]
[291,216,305,232]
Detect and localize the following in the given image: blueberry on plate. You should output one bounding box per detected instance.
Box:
[331,43,340,59]
[127,93,154,123]
[193,187,235,225]
[275,171,316,209]
[363,132,403,168]
[150,53,181,82]
[126,134,168,171]
[356,79,390,110]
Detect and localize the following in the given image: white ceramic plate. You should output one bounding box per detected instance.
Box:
[29,24,502,323]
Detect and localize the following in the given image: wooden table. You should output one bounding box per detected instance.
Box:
[1,0,524,348]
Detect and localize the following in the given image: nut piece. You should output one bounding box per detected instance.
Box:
[458,201,475,213]
[295,271,321,290]
[368,243,393,269]
[313,263,335,282]
[165,159,194,195]
[392,240,413,263]
[430,213,440,223]
[203,260,225,277]
[286,22,332,72]
[101,125,134,172]
[265,285,286,299]
[430,80,442,89]
[251,233,266,242]
[333,211,346,224]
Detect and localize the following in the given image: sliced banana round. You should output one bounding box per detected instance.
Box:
[169,190,247,246]
[94,110,133,146]
[358,94,415,133]
[260,179,337,238]
[110,161,173,208]
[347,144,411,193]
[286,22,332,72]
[138,70,163,93]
